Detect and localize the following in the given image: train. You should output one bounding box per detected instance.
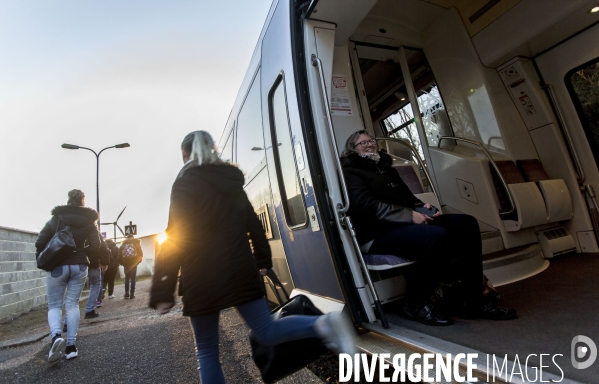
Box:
[218,0,599,382]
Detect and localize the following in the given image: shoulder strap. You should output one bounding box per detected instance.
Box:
[55,218,62,233]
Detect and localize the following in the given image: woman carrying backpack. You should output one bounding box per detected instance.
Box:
[119,235,143,299]
[150,131,357,383]
[35,189,101,362]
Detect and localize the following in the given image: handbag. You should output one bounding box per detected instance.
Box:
[37,219,76,271]
[249,294,329,383]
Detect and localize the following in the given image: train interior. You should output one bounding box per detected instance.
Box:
[304,0,599,381]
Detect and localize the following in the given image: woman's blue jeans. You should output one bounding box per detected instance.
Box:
[189,297,319,384]
[46,264,88,346]
[85,267,102,313]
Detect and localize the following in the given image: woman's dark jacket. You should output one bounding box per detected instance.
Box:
[87,236,111,269]
[35,205,101,266]
[106,241,121,269]
[149,163,272,316]
[341,151,424,246]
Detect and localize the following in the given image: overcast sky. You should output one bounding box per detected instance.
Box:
[0,0,272,237]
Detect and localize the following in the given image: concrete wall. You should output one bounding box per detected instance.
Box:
[0,226,45,323]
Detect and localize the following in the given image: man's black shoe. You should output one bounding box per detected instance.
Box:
[461,302,517,320]
[84,310,100,319]
[402,301,452,326]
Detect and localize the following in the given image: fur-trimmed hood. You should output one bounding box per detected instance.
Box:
[51,205,98,228]
[182,163,244,197]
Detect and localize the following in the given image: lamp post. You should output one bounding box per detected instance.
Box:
[61,143,130,229]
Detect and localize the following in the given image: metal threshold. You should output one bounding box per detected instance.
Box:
[357,322,577,384]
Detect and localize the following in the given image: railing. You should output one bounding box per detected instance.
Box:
[375,136,440,204]
[438,136,516,216]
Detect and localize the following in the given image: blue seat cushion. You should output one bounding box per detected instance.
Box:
[363,254,415,270]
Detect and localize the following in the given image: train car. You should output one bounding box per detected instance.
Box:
[219,0,599,381]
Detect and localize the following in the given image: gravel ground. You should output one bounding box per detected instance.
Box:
[0,279,336,383]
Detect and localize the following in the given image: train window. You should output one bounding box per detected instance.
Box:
[220,126,234,164]
[565,57,599,166]
[378,49,453,161]
[268,73,307,228]
[236,70,265,179]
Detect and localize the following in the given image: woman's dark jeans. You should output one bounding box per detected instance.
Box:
[369,214,483,305]
[103,266,118,296]
[125,265,137,294]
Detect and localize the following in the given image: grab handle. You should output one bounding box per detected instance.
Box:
[311,54,350,215]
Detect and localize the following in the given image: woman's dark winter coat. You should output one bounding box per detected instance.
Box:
[106,241,121,269]
[35,205,101,266]
[149,163,271,316]
[341,151,424,245]
[87,236,111,268]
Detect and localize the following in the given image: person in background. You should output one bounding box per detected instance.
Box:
[103,239,121,299]
[340,130,517,325]
[35,189,101,362]
[150,130,357,383]
[119,234,143,299]
[84,236,110,318]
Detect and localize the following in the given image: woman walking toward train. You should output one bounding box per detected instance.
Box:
[150,130,356,383]
[35,189,101,362]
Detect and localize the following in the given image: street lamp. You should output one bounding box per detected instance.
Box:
[61,143,130,228]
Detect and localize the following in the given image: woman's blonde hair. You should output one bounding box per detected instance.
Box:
[181,130,223,166]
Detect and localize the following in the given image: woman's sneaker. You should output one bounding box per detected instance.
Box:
[108,295,115,299]
[48,334,65,363]
[65,345,78,360]
[315,311,358,355]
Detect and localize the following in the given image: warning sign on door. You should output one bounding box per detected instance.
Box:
[330,75,353,116]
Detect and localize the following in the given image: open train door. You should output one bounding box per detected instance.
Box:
[258,0,350,312]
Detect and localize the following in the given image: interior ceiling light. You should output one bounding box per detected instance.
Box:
[394,91,407,101]
[591,6,599,13]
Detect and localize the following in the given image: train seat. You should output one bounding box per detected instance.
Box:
[392,161,424,194]
[517,159,573,223]
[391,160,441,210]
[489,160,547,232]
[362,253,415,270]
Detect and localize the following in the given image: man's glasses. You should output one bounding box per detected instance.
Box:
[353,139,376,148]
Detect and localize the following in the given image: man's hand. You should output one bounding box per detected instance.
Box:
[155,302,173,315]
[101,265,108,273]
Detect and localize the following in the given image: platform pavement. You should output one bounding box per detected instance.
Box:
[0,279,323,383]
